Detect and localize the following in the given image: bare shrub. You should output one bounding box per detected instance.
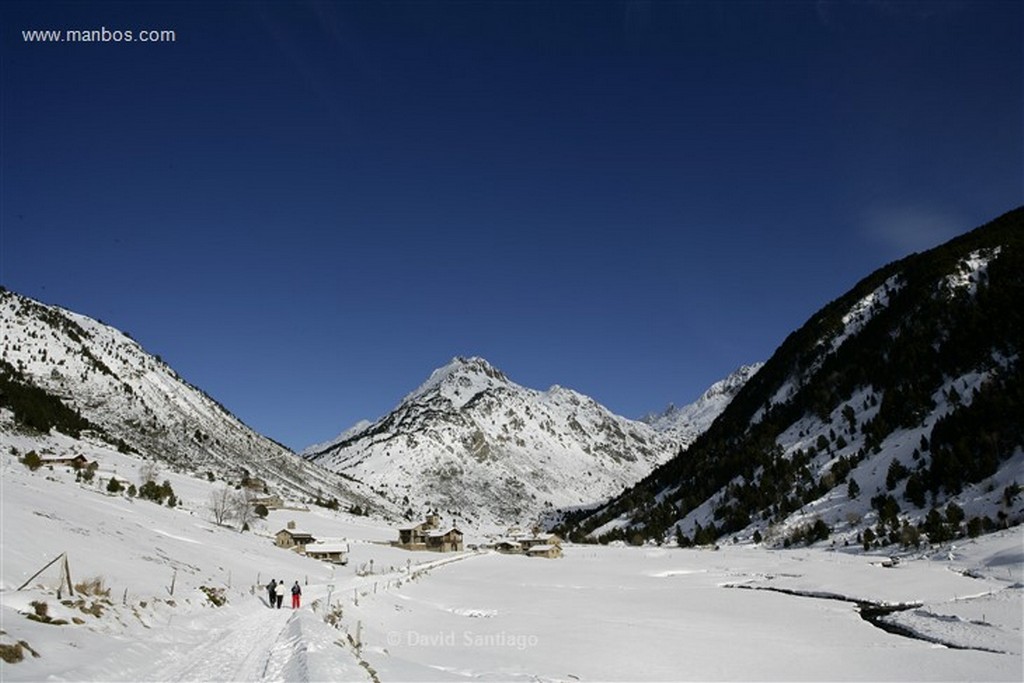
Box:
[25,601,67,626]
[200,586,227,607]
[208,486,233,525]
[139,459,160,486]
[74,576,110,597]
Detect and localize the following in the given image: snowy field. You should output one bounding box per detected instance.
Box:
[1,430,1021,682]
[351,542,1022,682]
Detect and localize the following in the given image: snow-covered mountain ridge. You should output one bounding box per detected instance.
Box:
[304,356,753,527]
[0,289,383,509]
[566,206,1024,548]
[2,429,1020,681]
[641,363,763,445]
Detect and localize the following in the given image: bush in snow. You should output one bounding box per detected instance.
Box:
[19,450,42,471]
[0,639,40,663]
[1004,482,1021,506]
[26,600,67,626]
[76,461,98,483]
[199,585,227,607]
[74,576,110,597]
[138,479,176,506]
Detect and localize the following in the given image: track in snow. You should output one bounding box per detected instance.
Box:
[127,595,366,683]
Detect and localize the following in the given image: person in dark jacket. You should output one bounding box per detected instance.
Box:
[291,581,302,608]
[266,579,276,608]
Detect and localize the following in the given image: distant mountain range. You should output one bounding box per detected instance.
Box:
[561,207,1024,549]
[5,207,1020,548]
[0,288,382,510]
[301,356,755,526]
[1,290,751,528]
[640,363,763,445]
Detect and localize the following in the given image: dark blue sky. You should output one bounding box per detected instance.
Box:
[2,1,1021,450]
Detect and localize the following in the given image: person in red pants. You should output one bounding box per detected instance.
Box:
[290,580,302,608]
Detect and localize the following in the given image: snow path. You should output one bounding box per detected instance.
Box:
[33,588,369,683]
[147,605,298,682]
[38,553,486,682]
[102,598,313,683]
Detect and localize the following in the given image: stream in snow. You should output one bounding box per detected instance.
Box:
[2,444,1021,681]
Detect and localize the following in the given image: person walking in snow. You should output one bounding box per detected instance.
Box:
[266,579,277,609]
[276,580,284,608]
[291,581,302,609]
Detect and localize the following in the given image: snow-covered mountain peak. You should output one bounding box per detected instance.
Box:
[303,356,761,526]
[305,359,688,525]
[402,356,512,409]
[569,207,1024,549]
[643,363,763,446]
[542,384,578,400]
[944,246,1001,295]
[697,363,762,402]
[0,289,384,511]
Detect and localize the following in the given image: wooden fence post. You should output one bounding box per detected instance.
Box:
[17,553,66,592]
[63,554,75,596]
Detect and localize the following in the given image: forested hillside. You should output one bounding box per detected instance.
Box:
[563,207,1023,549]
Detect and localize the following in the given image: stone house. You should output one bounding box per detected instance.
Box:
[42,454,91,469]
[395,513,465,552]
[274,521,315,551]
[305,541,349,565]
[518,533,563,559]
[491,538,523,554]
[525,543,563,559]
[426,527,464,553]
[251,495,283,510]
[396,512,441,550]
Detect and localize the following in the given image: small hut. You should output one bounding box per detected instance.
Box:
[525,543,563,559]
[305,541,350,565]
[426,527,464,553]
[41,454,91,469]
[491,538,523,554]
[274,521,315,550]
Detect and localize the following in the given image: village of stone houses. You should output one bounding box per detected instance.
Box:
[277,510,563,561]
[3,431,1021,682]
[1,283,1021,681]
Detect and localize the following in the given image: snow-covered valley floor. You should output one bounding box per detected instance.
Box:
[1,431,1021,682]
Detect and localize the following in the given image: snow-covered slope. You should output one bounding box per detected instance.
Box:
[0,289,383,509]
[642,363,763,446]
[304,357,684,526]
[569,207,1024,548]
[2,431,1020,682]
[0,429,445,681]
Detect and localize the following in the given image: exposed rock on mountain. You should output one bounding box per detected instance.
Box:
[304,356,683,525]
[0,289,381,509]
[564,207,1024,548]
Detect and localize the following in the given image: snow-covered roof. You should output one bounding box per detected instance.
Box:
[518,533,561,544]
[399,521,427,531]
[277,528,314,538]
[427,527,462,537]
[526,544,557,552]
[305,541,349,554]
[490,537,521,546]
